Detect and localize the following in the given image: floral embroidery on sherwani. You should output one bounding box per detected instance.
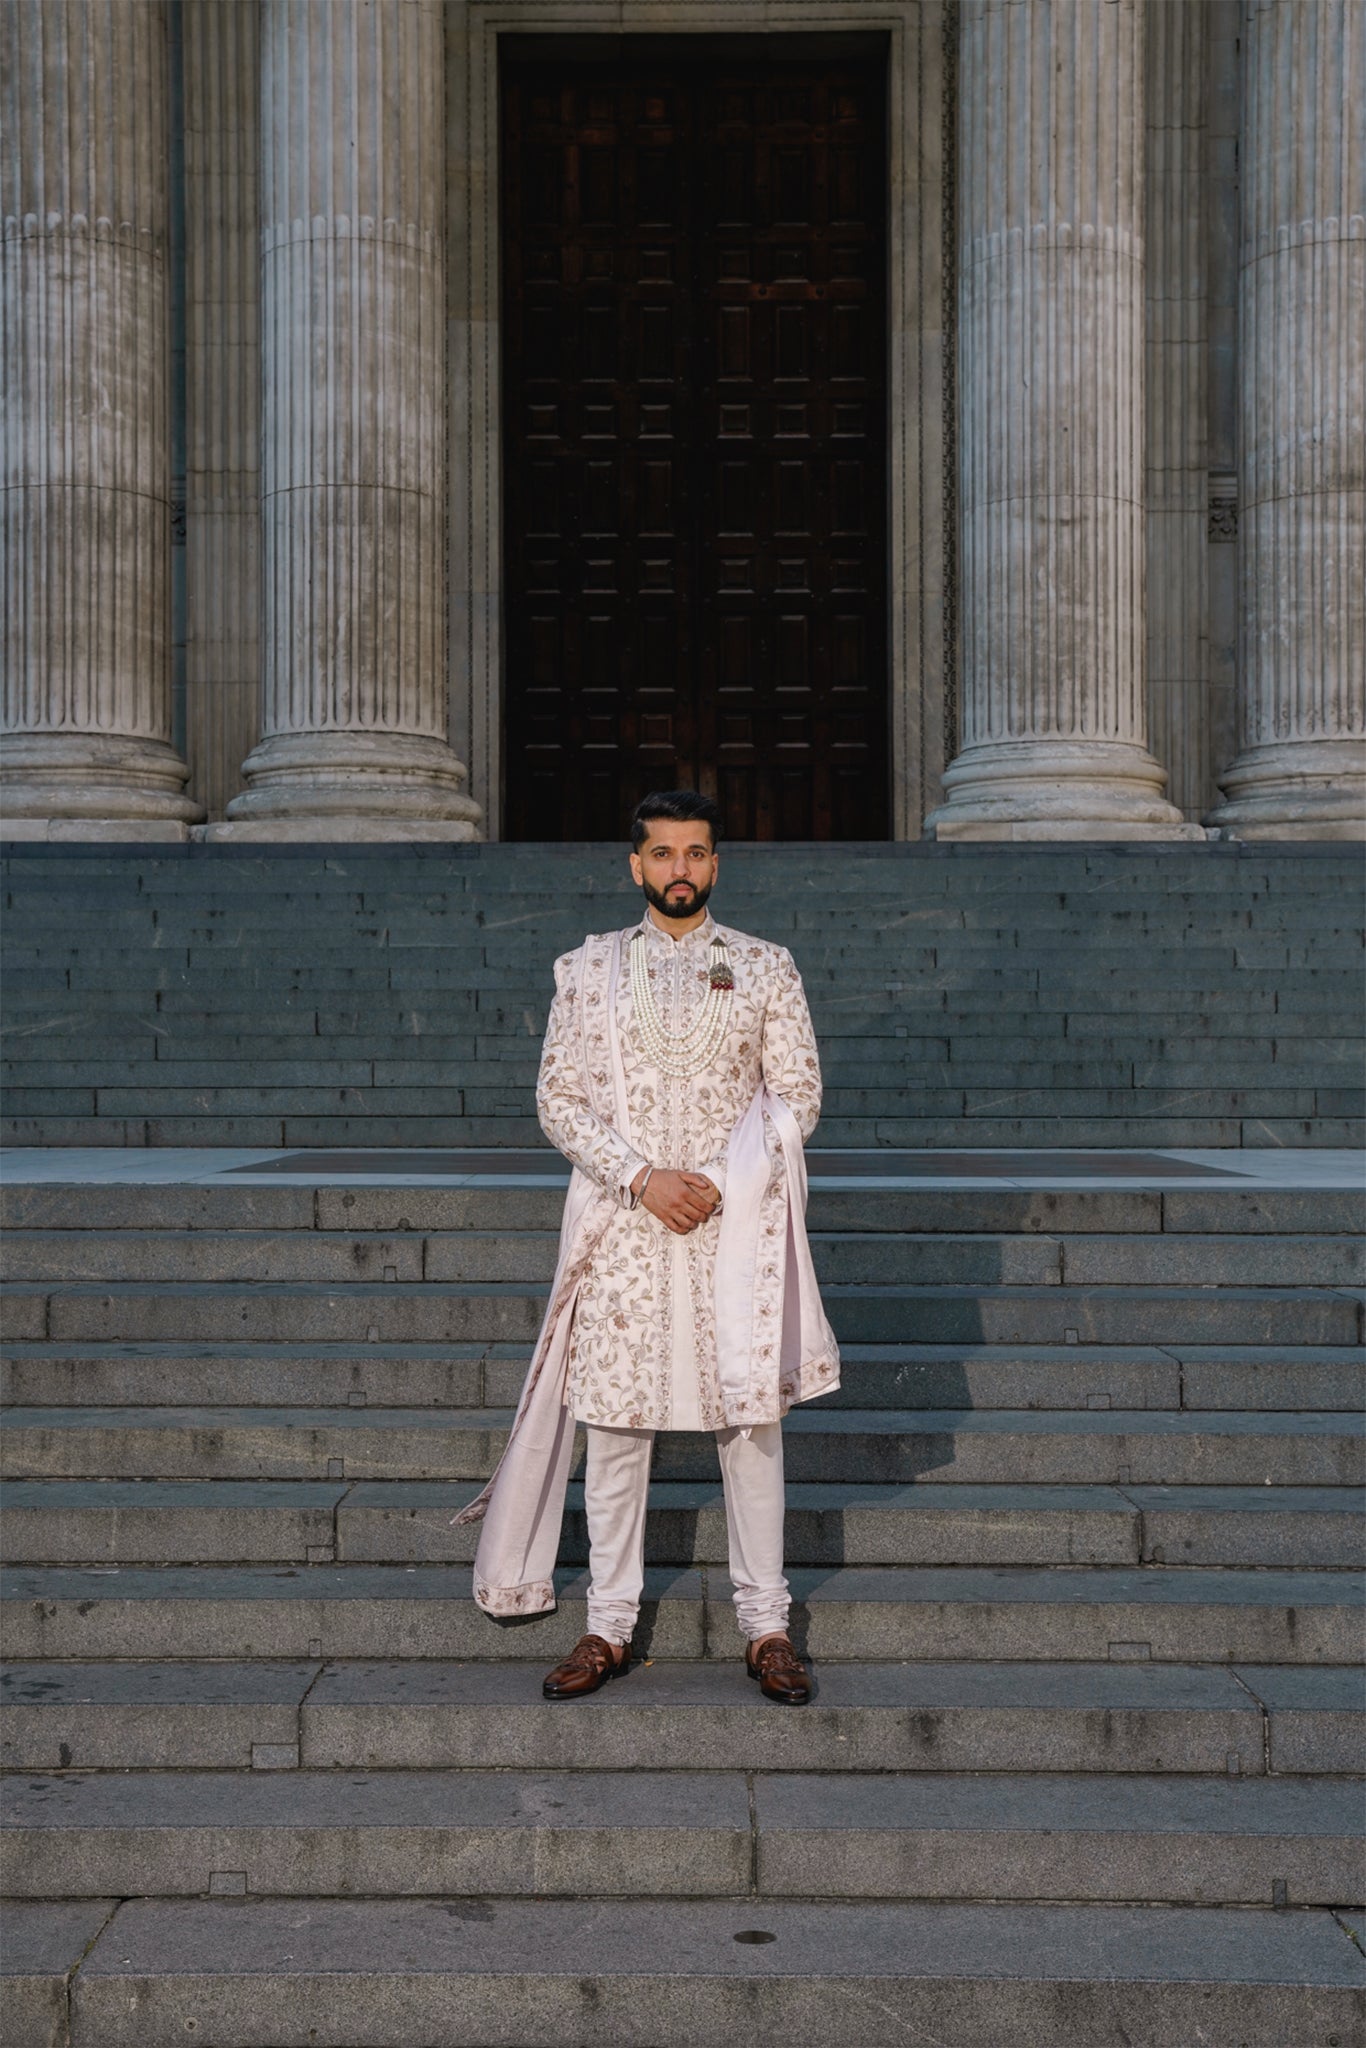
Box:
[535,909,834,1431]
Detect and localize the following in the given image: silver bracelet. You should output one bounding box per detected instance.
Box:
[631,1165,654,1210]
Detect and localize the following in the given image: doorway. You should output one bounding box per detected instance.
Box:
[500,37,890,840]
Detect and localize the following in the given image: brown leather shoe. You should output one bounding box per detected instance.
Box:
[542,1633,630,1700]
[745,1633,811,1705]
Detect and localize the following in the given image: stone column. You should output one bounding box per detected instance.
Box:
[212,0,479,840]
[1146,0,1211,820]
[1206,0,1365,839]
[1,0,201,839]
[927,0,1199,840]
[183,0,262,824]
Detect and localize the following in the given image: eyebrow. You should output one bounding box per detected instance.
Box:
[649,841,710,853]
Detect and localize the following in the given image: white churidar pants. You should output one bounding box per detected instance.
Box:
[584,1420,789,1645]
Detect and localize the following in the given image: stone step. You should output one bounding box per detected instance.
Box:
[20,938,1355,971]
[6,1226,1361,1287]
[22,884,1342,912]
[7,1657,1357,1776]
[8,1181,1356,1236]
[15,1112,1366,1149]
[6,1026,1354,1064]
[7,1084,1347,1124]
[7,996,1359,1040]
[10,883,1352,912]
[3,1766,1360,1908]
[3,1562,1358,1665]
[3,1405,1360,1488]
[8,1894,1361,2048]
[350,1477,1366,1570]
[6,1278,1359,1345]
[3,1339,1360,1412]
[4,1475,1360,1570]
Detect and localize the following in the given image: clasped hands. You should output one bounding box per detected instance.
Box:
[630,1165,721,1236]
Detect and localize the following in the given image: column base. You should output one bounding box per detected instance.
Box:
[1,819,193,843]
[0,734,203,837]
[924,738,1205,842]
[1204,739,1366,842]
[202,817,480,843]
[215,729,482,841]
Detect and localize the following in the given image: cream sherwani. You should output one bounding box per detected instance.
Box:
[457,906,839,1633]
[538,907,837,1432]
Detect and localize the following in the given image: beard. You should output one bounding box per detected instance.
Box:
[642,873,714,921]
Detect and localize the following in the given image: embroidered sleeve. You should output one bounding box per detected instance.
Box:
[760,945,823,1142]
[536,948,649,1202]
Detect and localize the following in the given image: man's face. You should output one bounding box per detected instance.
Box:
[629,818,719,921]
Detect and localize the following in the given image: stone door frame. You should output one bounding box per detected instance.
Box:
[447,0,954,842]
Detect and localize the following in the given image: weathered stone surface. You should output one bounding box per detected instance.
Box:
[2,1768,752,1901]
[0,1898,116,2048]
[208,0,478,840]
[0,1661,318,1770]
[1236,1665,1366,1775]
[928,0,1198,841]
[299,1657,1263,1777]
[1207,0,1366,838]
[68,1896,1366,2047]
[0,1,201,835]
[754,1772,1363,1904]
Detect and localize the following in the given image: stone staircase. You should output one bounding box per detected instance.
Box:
[2,1158,1363,2042]
[3,841,1363,1151]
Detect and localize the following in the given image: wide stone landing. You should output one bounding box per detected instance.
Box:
[5,1897,1360,2047]
[6,1145,1360,1189]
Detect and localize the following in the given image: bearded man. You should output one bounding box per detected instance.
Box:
[455,790,839,1704]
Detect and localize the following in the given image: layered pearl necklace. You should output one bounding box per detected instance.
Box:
[628,924,734,1079]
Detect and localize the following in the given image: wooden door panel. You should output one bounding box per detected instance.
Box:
[502,45,887,840]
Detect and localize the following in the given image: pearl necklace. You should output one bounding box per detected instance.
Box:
[628,926,734,1079]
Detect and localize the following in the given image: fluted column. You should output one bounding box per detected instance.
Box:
[927,0,1199,840]
[1206,0,1365,839]
[1,0,201,839]
[213,0,480,840]
[1146,0,1210,820]
[183,0,261,823]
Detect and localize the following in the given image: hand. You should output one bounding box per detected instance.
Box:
[635,1168,721,1236]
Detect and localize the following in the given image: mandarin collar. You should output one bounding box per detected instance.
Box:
[638,907,717,950]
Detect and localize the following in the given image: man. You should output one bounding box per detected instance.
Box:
[455,791,839,1704]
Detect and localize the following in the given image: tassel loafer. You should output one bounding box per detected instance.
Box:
[542,1633,631,1700]
[745,1633,812,1705]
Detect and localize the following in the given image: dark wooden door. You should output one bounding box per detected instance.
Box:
[501,42,888,840]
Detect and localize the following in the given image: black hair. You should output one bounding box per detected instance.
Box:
[630,790,721,852]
